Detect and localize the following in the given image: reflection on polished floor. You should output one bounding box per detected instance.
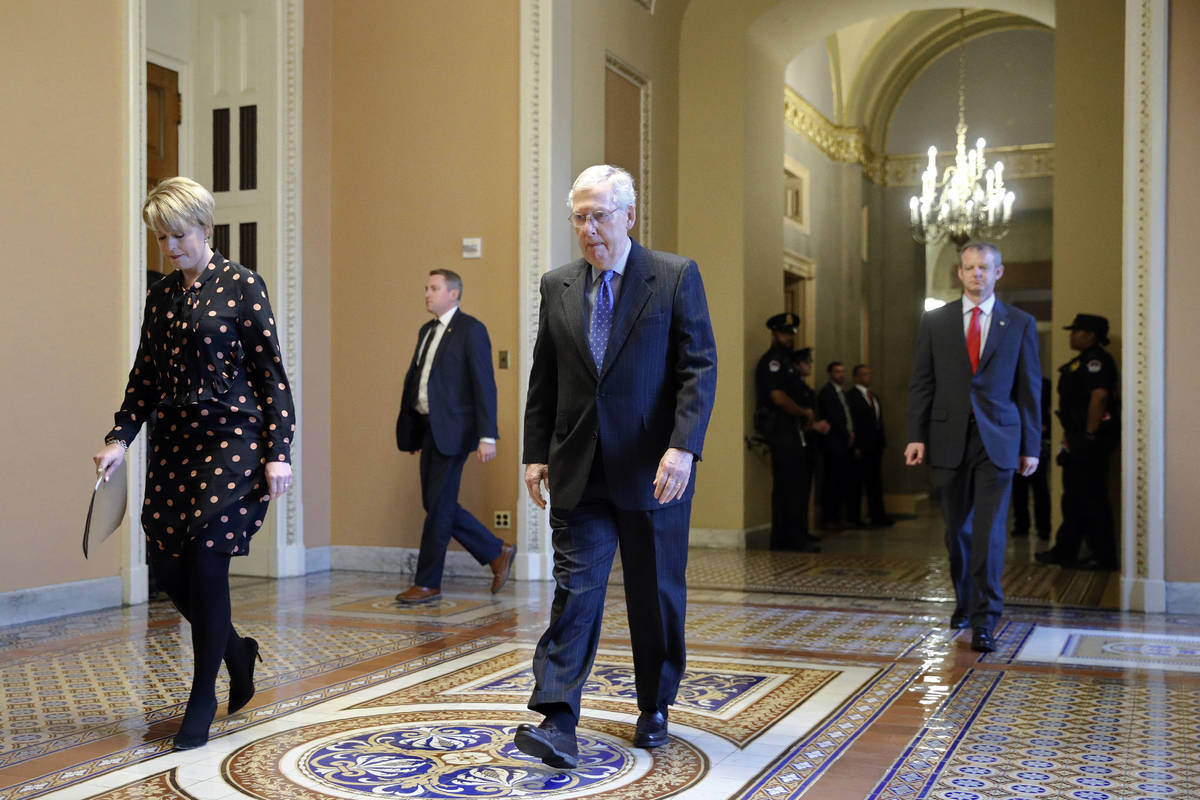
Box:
[2,518,1197,799]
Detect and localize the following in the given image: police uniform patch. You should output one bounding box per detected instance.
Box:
[768,360,781,372]
[1087,360,1102,373]
[1070,360,1081,371]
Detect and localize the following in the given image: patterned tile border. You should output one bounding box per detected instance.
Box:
[1014,625,1200,673]
[736,664,921,799]
[869,670,1200,799]
[0,637,507,800]
[351,647,844,747]
[88,768,195,800]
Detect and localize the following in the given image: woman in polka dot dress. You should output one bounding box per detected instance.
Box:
[93,177,295,750]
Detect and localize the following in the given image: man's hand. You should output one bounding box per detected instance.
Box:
[653,448,694,504]
[904,442,925,466]
[1017,456,1039,477]
[477,441,496,463]
[812,420,830,435]
[524,463,549,509]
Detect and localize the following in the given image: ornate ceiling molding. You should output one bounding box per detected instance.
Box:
[785,86,1054,186]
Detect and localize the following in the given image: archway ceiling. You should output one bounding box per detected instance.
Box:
[754,1,1054,157]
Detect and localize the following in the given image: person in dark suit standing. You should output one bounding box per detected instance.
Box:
[516,165,717,769]
[846,364,893,527]
[817,362,858,529]
[394,269,516,604]
[905,241,1041,653]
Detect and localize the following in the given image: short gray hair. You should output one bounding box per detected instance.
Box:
[958,240,1003,266]
[429,268,463,299]
[567,165,636,211]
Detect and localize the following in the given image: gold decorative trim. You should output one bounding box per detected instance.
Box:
[786,86,1054,187]
[784,86,871,168]
[606,52,652,247]
[882,143,1055,187]
[279,0,303,550]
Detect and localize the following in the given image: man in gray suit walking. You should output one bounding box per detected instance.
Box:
[905,241,1041,653]
[516,165,717,768]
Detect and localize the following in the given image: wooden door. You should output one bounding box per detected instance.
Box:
[146,62,180,274]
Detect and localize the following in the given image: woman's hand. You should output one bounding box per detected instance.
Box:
[265,461,293,500]
[93,442,127,481]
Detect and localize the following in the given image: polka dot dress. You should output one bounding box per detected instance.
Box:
[107,253,295,558]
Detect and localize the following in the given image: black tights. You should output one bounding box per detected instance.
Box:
[150,544,246,708]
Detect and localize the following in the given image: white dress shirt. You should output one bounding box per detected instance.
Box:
[415,306,458,415]
[962,294,996,356]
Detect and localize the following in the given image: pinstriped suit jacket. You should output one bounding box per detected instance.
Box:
[523,240,717,511]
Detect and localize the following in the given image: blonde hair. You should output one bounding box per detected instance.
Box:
[142,177,215,235]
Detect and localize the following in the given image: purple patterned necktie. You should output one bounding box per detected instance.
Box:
[588,269,615,368]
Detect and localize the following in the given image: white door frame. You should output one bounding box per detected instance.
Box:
[121,0,305,603]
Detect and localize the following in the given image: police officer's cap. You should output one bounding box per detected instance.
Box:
[1064,313,1110,345]
[792,347,813,363]
[767,312,800,333]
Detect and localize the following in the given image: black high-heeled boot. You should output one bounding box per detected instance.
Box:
[174,694,218,750]
[227,636,263,715]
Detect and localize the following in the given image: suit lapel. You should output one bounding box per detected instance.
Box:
[977,300,1010,373]
[558,261,595,376]
[600,240,653,376]
[429,313,459,373]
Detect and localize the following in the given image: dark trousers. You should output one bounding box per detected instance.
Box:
[529,455,690,721]
[769,440,812,548]
[1053,438,1117,565]
[150,543,247,707]
[820,443,856,524]
[414,422,503,589]
[1011,455,1050,535]
[852,449,888,522]
[931,420,1014,630]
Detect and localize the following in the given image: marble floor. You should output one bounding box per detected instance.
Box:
[2,520,1197,800]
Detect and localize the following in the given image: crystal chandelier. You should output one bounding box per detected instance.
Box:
[909,10,1014,246]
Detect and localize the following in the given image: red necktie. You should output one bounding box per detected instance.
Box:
[867,389,878,419]
[967,307,981,373]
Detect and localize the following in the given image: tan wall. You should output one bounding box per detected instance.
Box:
[1165,1,1200,584]
[1051,0,1124,533]
[302,0,333,550]
[328,1,520,551]
[0,1,127,594]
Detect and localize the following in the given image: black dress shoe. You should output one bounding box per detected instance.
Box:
[633,710,668,748]
[1034,549,1070,566]
[949,612,970,630]
[870,517,895,527]
[514,721,578,769]
[970,627,997,653]
[174,696,217,750]
[1073,556,1119,571]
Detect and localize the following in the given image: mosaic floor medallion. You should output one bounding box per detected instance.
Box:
[225,711,706,799]
[351,647,845,746]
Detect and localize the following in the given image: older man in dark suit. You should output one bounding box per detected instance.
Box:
[394,269,515,604]
[905,241,1040,653]
[516,165,717,768]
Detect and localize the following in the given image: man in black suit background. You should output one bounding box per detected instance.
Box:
[905,241,1041,652]
[846,364,893,527]
[818,361,858,529]
[394,269,516,604]
[517,165,717,769]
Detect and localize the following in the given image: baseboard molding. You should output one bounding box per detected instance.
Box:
[1166,581,1200,614]
[0,576,123,627]
[329,545,493,580]
[885,492,931,516]
[689,525,770,549]
[306,545,332,574]
[1122,575,1167,612]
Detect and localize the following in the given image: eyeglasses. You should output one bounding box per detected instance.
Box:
[569,207,623,228]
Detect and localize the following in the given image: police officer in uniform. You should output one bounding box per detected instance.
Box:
[1036,314,1120,570]
[754,314,826,551]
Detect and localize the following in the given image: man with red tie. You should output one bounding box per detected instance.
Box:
[904,242,1041,652]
